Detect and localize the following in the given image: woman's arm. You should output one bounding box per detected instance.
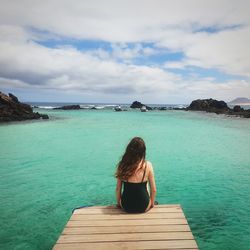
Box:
[116,178,122,207]
[148,162,157,208]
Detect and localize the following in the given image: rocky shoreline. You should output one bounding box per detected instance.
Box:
[130,99,250,118]
[186,98,250,118]
[0,92,49,122]
[51,99,250,118]
[1,92,250,122]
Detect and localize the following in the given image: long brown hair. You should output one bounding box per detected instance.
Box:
[115,137,146,180]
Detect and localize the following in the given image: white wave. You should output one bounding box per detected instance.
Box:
[80,104,95,109]
[37,106,55,109]
[94,106,105,109]
[103,104,117,107]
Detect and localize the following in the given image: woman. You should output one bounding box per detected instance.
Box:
[115,137,157,213]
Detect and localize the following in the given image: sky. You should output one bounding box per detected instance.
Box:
[0,0,250,104]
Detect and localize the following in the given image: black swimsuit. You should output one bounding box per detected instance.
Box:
[121,165,150,213]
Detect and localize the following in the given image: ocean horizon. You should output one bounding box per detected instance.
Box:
[26,101,188,110]
[26,101,250,111]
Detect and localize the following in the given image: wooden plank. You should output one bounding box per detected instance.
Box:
[74,207,182,214]
[154,204,181,208]
[62,224,191,235]
[66,218,188,227]
[53,240,198,250]
[71,212,185,220]
[57,232,194,243]
[80,204,180,209]
[53,204,199,249]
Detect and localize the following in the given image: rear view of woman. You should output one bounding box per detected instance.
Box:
[115,137,157,213]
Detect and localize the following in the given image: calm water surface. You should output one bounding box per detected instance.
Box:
[0,109,250,250]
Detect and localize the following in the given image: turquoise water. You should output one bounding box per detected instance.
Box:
[0,109,250,250]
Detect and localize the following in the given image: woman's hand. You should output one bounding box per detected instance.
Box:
[116,179,122,208]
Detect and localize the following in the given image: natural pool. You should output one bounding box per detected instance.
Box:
[0,109,250,250]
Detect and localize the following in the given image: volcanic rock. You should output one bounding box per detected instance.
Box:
[0,91,49,122]
[130,101,152,110]
[54,105,81,110]
[187,98,250,118]
[187,98,229,114]
[233,105,244,112]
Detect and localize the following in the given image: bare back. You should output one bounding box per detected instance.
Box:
[126,161,149,183]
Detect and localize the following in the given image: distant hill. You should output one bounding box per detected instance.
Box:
[228,97,250,105]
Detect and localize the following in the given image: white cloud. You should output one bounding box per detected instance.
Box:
[0,29,179,97]
[109,43,158,62]
[157,25,250,77]
[1,0,249,42]
[0,0,250,102]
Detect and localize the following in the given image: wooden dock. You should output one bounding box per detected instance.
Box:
[53,204,198,249]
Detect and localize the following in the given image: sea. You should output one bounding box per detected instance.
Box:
[0,102,250,250]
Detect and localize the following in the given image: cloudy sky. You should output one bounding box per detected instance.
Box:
[0,0,250,104]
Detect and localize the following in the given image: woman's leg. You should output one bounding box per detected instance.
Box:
[119,199,123,209]
[145,199,152,212]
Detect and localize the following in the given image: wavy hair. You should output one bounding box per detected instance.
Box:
[115,137,146,180]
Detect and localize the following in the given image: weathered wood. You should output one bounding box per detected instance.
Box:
[58,232,194,243]
[80,204,181,209]
[62,224,191,235]
[66,218,187,227]
[71,212,185,220]
[53,205,199,249]
[74,207,182,214]
[54,240,198,250]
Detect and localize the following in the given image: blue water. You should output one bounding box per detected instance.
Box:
[0,108,250,249]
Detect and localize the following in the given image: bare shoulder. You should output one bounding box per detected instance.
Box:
[146,160,154,172]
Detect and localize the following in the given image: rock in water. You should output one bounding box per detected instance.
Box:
[187,98,250,118]
[130,101,152,110]
[233,105,243,112]
[130,101,143,108]
[0,91,49,122]
[54,105,81,110]
[187,98,229,114]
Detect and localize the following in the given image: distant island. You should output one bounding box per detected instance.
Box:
[228,97,250,105]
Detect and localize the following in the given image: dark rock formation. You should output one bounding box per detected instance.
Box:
[228,107,250,118]
[54,105,81,110]
[114,105,128,111]
[9,93,19,103]
[187,98,250,118]
[130,101,143,108]
[233,105,244,112]
[114,106,123,111]
[172,107,186,110]
[130,101,152,110]
[0,91,49,122]
[187,98,229,114]
[158,107,167,111]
